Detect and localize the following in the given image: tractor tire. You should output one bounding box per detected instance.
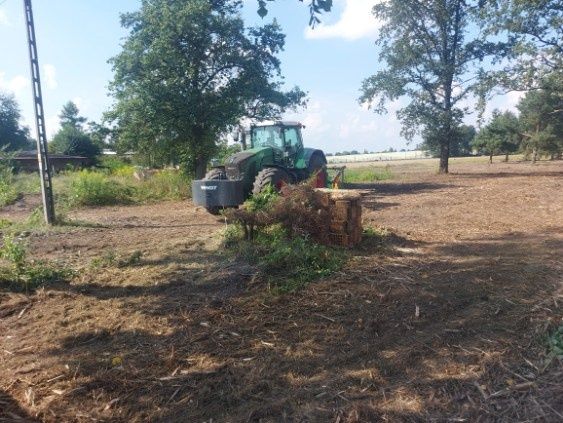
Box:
[203,168,226,215]
[252,167,291,196]
[308,153,328,188]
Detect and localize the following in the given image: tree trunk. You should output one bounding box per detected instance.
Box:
[439,141,449,174]
[489,153,493,164]
[504,152,509,162]
[532,147,538,164]
[195,157,207,179]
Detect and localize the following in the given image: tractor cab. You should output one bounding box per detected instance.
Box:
[248,122,303,166]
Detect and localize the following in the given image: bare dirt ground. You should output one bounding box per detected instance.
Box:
[1,159,562,422]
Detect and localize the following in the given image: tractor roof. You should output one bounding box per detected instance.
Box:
[251,120,304,128]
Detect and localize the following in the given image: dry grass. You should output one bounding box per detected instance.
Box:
[0,159,561,422]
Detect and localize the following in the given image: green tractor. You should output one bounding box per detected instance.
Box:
[192,121,327,214]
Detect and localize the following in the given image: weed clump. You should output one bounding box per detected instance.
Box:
[67,170,133,207]
[0,166,18,207]
[0,235,73,292]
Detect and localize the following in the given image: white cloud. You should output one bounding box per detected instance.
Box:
[45,115,60,139]
[43,64,58,90]
[305,0,382,41]
[0,72,29,96]
[0,10,9,26]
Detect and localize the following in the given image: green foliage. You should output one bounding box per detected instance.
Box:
[244,185,278,212]
[547,324,563,359]
[227,226,345,293]
[0,168,18,207]
[99,156,133,173]
[483,0,562,92]
[133,170,191,202]
[67,170,132,207]
[344,166,392,183]
[517,84,563,160]
[224,184,346,292]
[50,125,100,159]
[107,0,306,177]
[0,235,73,292]
[473,110,521,160]
[423,125,476,158]
[360,0,502,174]
[59,101,87,129]
[0,92,33,152]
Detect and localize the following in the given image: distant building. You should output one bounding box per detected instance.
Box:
[6,151,93,172]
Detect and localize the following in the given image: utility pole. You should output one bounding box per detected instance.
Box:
[23,0,55,224]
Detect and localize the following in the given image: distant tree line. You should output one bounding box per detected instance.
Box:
[0,94,108,162]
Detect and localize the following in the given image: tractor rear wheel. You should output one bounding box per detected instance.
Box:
[252,167,290,196]
[203,168,226,215]
[308,153,328,188]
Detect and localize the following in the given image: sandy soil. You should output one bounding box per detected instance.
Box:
[1,159,562,422]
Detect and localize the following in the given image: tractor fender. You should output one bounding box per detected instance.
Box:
[294,148,327,170]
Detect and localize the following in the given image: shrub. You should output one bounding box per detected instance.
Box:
[67,170,132,206]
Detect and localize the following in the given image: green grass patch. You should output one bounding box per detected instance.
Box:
[344,166,393,183]
[225,224,346,293]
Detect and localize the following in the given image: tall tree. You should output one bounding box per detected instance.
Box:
[0,92,33,152]
[50,102,100,159]
[360,1,500,173]
[472,110,521,163]
[517,85,563,162]
[59,101,87,129]
[107,0,306,177]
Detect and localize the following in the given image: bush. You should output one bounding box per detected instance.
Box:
[67,170,132,207]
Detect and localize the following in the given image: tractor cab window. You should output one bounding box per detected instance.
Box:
[283,128,301,149]
[251,126,284,149]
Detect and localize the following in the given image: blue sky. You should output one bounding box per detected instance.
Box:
[0,0,522,154]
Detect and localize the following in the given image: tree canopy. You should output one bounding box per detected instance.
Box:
[472,110,521,162]
[517,83,563,161]
[0,92,33,152]
[359,0,500,173]
[50,101,100,159]
[107,0,306,177]
[484,0,562,92]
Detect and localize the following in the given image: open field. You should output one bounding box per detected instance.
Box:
[1,158,562,422]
